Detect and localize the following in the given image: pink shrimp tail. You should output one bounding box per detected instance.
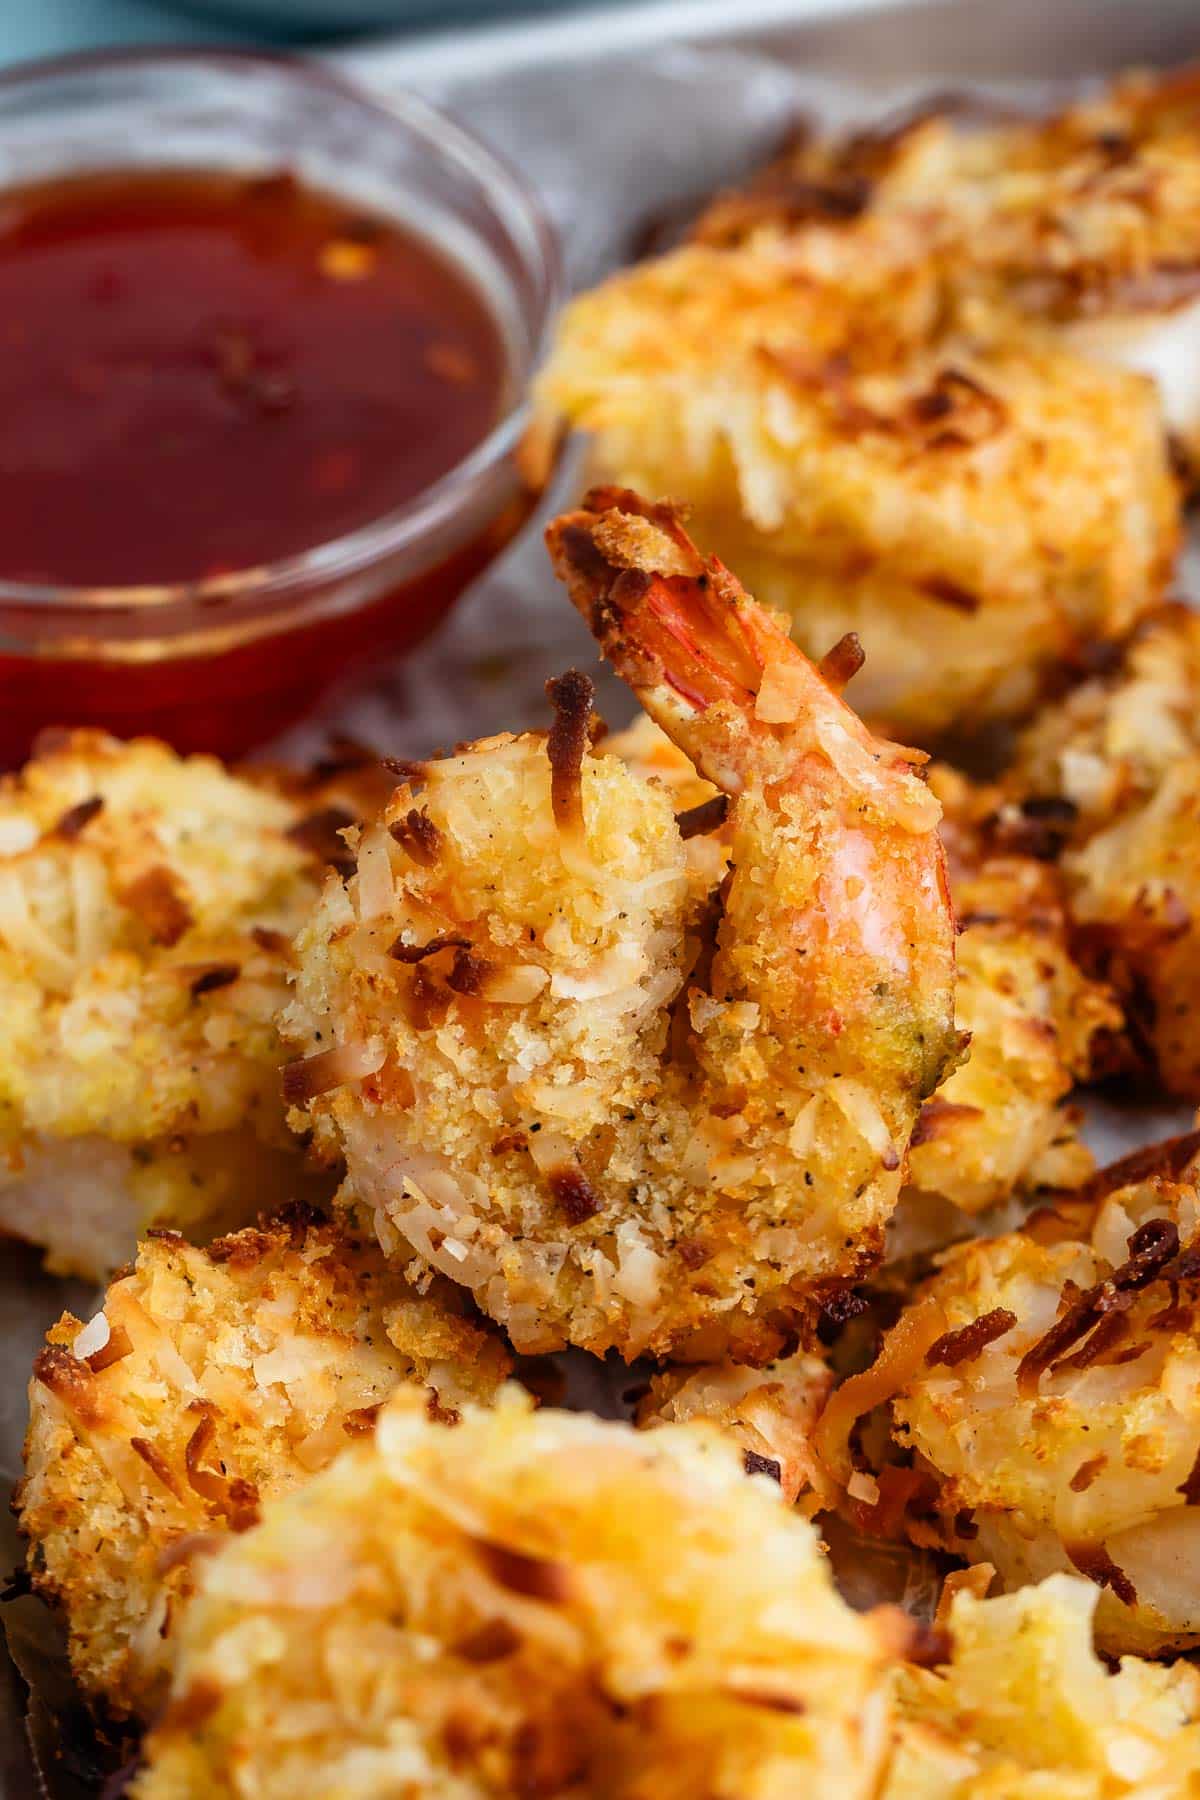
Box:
[546,486,793,714]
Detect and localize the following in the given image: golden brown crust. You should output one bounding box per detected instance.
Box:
[875,1143,1200,1654]
[1009,604,1200,1097]
[535,235,1178,739]
[135,1391,901,1800]
[19,1210,510,1720]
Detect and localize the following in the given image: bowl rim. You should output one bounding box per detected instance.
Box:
[0,44,563,616]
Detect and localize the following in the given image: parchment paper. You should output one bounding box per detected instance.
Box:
[0,40,1193,1795]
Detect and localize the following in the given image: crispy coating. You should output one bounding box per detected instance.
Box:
[285,495,958,1361]
[17,1209,510,1720]
[871,1139,1200,1654]
[612,726,1117,1235]
[901,767,1121,1230]
[0,731,342,1277]
[636,1350,836,1509]
[534,241,1178,740]
[1010,604,1200,1097]
[886,1575,1200,1799]
[135,1388,903,1800]
[696,69,1200,471]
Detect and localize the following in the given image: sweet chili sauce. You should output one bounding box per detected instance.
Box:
[0,167,526,762]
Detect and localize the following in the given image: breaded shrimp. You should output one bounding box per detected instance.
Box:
[636,1350,836,1510]
[610,721,1118,1242]
[17,1207,509,1720]
[134,1388,908,1800]
[1009,604,1200,1097]
[0,731,343,1278]
[696,69,1200,477]
[836,1134,1200,1655]
[886,1575,1200,1799]
[285,493,958,1361]
[899,766,1122,1237]
[534,241,1178,740]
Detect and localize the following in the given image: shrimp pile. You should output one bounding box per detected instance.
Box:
[887,1575,1200,1799]
[133,1387,907,1800]
[534,230,1178,741]
[840,1134,1200,1657]
[284,490,958,1361]
[18,1207,509,1720]
[696,68,1200,478]
[1005,603,1200,1098]
[0,731,340,1278]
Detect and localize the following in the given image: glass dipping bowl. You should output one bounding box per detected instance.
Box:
[0,49,560,764]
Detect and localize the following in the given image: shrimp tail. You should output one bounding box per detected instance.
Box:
[547,486,788,718]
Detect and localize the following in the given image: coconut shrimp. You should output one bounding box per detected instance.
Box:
[824,1134,1200,1656]
[695,68,1200,480]
[1008,604,1200,1098]
[0,731,356,1278]
[610,722,1119,1250]
[134,1387,907,1800]
[886,1575,1200,1800]
[533,235,1178,743]
[18,1206,510,1721]
[285,491,958,1361]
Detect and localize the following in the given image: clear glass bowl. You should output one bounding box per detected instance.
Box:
[0,48,561,762]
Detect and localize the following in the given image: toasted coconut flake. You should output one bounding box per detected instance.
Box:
[188,963,240,999]
[548,1165,602,1225]
[675,793,729,840]
[816,1296,948,1485]
[817,633,866,693]
[475,1537,573,1604]
[282,1039,386,1105]
[1066,1541,1139,1609]
[120,867,193,947]
[1016,1217,1180,1396]
[184,1409,228,1508]
[130,1435,182,1499]
[389,807,442,868]
[925,1308,1017,1368]
[545,669,597,837]
[55,795,104,839]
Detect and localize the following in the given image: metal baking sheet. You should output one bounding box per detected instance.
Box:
[6,1,1200,1789]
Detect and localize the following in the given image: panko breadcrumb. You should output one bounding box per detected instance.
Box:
[860,1135,1200,1655]
[534,242,1178,740]
[285,494,958,1362]
[17,1207,510,1720]
[1009,604,1200,1097]
[135,1387,906,1800]
[0,732,345,1277]
[886,1575,1200,1798]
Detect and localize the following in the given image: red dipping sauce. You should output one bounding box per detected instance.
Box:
[0,49,558,770]
[0,170,507,588]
